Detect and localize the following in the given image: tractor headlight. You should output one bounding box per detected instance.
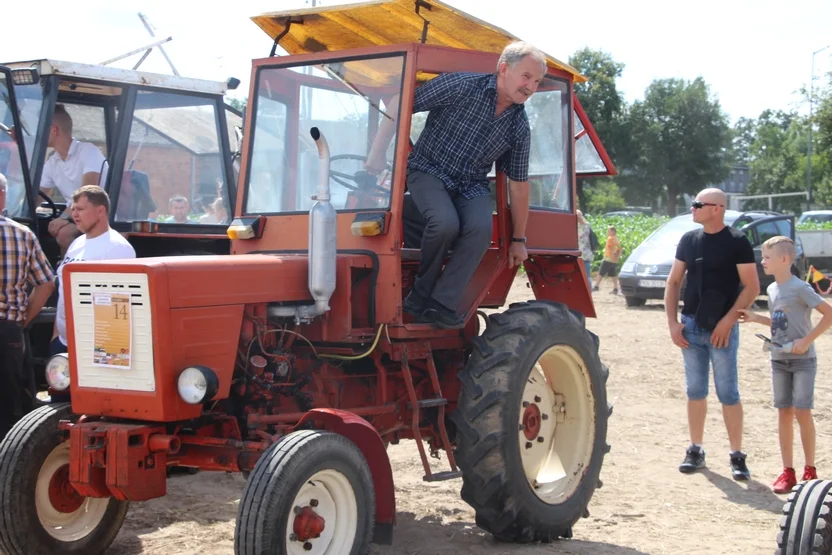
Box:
[45,353,70,391]
[177,366,219,404]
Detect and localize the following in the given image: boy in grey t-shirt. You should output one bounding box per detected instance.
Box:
[739,236,832,493]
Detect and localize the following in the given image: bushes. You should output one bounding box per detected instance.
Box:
[585,214,669,271]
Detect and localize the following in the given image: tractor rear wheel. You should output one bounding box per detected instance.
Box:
[776,479,832,554]
[0,403,128,555]
[235,430,375,555]
[453,300,610,543]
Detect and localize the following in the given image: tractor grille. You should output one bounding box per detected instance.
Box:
[635,263,672,276]
[70,272,156,392]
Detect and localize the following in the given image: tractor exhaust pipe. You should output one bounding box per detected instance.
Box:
[305,127,337,319]
[270,127,337,324]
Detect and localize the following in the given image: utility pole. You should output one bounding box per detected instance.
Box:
[807,45,829,211]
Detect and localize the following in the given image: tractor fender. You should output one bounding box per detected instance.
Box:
[296,408,395,545]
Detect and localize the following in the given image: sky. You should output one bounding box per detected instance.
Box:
[3,0,831,125]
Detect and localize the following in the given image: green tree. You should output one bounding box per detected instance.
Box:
[624,77,731,215]
[743,110,806,212]
[731,116,756,165]
[226,96,247,112]
[568,48,630,209]
[584,180,626,214]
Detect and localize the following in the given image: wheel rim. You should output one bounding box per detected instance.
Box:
[285,468,358,555]
[35,442,110,542]
[518,344,595,504]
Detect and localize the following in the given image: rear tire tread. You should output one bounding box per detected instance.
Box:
[452,300,610,543]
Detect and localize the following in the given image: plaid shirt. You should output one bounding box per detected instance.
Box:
[408,72,531,199]
[0,216,55,322]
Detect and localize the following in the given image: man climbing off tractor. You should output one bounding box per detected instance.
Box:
[365,41,546,328]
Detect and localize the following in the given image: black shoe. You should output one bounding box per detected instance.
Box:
[419,301,465,329]
[730,451,750,481]
[403,290,429,316]
[679,445,706,474]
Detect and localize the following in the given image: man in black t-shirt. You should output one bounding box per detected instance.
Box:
[665,188,760,480]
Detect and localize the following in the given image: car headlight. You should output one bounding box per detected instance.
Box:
[621,261,635,274]
[177,366,219,404]
[46,353,71,391]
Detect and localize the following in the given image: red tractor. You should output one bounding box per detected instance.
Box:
[0,1,616,553]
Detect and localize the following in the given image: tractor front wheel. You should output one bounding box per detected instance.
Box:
[453,300,610,543]
[235,430,375,555]
[0,403,128,555]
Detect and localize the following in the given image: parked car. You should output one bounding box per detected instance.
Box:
[798,210,832,225]
[796,210,832,272]
[618,210,808,307]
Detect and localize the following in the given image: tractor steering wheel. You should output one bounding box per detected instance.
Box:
[38,190,59,218]
[328,153,391,197]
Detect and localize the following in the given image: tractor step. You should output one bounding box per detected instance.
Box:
[408,398,448,409]
[423,470,462,482]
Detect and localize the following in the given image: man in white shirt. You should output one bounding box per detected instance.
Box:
[40,105,108,253]
[51,185,135,355]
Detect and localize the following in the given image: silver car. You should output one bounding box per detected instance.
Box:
[618,210,807,307]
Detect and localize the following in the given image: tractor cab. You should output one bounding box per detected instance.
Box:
[0,58,241,391]
[234,0,616,327]
[1,58,242,265]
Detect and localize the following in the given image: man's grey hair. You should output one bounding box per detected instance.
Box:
[0,173,7,191]
[497,41,547,73]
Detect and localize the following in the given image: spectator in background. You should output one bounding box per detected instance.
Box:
[593,226,622,294]
[576,210,596,288]
[168,195,191,224]
[0,172,55,438]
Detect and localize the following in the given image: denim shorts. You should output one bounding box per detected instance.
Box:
[680,313,740,405]
[772,358,817,409]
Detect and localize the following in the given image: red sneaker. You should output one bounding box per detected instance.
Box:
[773,468,797,494]
[803,466,818,481]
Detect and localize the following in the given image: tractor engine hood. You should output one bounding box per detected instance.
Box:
[62,254,315,309]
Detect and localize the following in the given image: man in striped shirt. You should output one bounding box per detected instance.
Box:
[366,41,547,328]
[0,173,56,438]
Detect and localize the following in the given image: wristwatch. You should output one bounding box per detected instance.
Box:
[511,237,526,243]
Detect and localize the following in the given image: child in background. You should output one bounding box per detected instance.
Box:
[593,226,622,294]
[738,236,832,493]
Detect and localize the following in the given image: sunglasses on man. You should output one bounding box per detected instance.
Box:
[691,200,723,209]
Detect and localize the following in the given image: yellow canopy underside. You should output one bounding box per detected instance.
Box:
[251,0,586,82]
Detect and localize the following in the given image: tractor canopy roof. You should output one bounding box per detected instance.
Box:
[251,0,586,83]
[2,59,232,97]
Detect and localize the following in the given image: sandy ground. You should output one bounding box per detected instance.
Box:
[107,276,832,555]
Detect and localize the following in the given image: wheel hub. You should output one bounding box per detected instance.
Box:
[47,464,83,514]
[293,506,326,542]
[522,403,542,440]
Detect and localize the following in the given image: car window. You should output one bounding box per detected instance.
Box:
[774,219,793,238]
[754,221,780,246]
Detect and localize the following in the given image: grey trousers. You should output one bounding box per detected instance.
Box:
[407,171,492,312]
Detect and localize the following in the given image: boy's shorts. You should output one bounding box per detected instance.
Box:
[599,260,618,277]
[772,358,817,409]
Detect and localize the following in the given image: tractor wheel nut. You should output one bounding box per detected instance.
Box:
[303,542,313,551]
[525,441,532,449]
[534,395,541,403]
[537,436,545,443]
[522,401,530,408]
[541,413,549,420]
[293,506,302,515]
[310,499,319,507]
[289,534,298,541]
